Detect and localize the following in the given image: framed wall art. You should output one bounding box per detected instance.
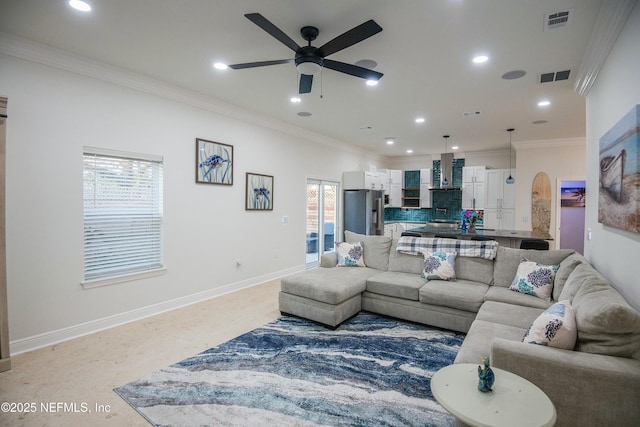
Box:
[246,173,273,211]
[196,138,233,185]
[598,104,639,233]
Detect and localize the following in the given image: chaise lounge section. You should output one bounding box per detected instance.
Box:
[279,231,640,426]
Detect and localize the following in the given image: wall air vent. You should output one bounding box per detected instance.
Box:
[539,70,571,83]
[544,10,573,31]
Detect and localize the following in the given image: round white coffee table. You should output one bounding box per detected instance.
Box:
[431,363,556,427]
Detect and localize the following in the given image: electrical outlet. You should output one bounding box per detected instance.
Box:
[282,216,289,224]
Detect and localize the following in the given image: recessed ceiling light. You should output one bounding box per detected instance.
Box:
[290,97,301,104]
[538,100,551,107]
[406,149,413,154]
[415,117,425,124]
[451,146,459,150]
[385,137,395,145]
[69,0,91,12]
[213,62,228,70]
[472,55,489,64]
[366,80,379,86]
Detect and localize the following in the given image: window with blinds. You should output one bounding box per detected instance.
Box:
[83,147,164,284]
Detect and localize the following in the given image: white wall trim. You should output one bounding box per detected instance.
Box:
[9,264,304,356]
[513,137,585,150]
[0,32,374,158]
[573,0,638,96]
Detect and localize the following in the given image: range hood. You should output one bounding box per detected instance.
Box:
[430,153,460,190]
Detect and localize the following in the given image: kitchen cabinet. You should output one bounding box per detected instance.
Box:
[462,166,485,210]
[388,184,402,207]
[343,171,380,190]
[420,168,432,208]
[484,169,516,229]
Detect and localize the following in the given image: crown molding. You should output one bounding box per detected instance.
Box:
[573,0,638,96]
[0,32,374,157]
[513,137,585,150]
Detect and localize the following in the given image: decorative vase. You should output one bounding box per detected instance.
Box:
[469,222,476,232]
[478,356,495,392]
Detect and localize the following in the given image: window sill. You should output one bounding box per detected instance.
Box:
[81,267,167,289]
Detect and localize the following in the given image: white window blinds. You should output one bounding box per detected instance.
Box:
[83,147,163,283]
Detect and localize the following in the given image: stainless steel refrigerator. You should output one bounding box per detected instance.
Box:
[343,190,384,236]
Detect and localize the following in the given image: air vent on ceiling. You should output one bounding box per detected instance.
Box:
[462,111,482,117]
[544,10,573,31]
[539,70,571,83]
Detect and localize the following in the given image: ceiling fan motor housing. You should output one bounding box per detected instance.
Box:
[295,46,324,74]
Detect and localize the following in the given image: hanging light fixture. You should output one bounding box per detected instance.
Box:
[442,135,450,187]
[506,128,515,184]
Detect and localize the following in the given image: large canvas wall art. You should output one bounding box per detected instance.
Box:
[598,104,640,233]
[196,138,233,185]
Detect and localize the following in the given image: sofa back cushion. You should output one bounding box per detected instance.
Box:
[344,231,392,271]
[456,256,494,285]
[553,252,587,301]
[388,238,424,274]
[566,263,640,360]
[493,247,574,288]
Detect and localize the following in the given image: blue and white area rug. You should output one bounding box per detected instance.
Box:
[115,313,465,426]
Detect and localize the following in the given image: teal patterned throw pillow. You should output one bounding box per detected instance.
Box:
[422,251,456,281]
[509,258,559,301]
[336,241,366,267]
[523,300,577,349]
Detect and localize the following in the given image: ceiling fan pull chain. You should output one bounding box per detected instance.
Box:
[320,68,324,99]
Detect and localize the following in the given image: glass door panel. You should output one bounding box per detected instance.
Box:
[306,179,339,267]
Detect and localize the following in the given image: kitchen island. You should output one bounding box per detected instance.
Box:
[405,225,553,248]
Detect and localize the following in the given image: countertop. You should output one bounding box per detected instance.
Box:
[405,225,553,240]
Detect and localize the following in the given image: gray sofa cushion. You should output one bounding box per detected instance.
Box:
[569,266,640,360]
[344,231,392,271]
[366,271,427,301]
[388,238,425,274]
[456,256,494,285]
[454,319,527,364]
[280,267,378,305]
[484,286,554,310]
[493,247,574,288]
[553,252,586,301]
[419,279,489,313]
[476,301,543,329]
[558,262,599,302]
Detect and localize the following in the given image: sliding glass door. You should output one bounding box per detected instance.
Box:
[306,179,339,267]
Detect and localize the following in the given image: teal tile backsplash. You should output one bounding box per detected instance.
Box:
[385,159,466,223]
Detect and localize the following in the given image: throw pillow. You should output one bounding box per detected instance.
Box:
[422,251,456,281]
[336,241,366,267]
[509,258,559,300]
[523,300,577,349]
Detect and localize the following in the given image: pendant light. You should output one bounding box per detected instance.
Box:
[506,128,515,184]
[441,135,450,187]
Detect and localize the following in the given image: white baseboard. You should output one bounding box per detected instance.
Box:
[9,265,304,356]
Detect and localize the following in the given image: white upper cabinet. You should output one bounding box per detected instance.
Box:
[463,166,486,184]
[462,166,486,210]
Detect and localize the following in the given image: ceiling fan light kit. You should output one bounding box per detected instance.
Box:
[228,13,384,94]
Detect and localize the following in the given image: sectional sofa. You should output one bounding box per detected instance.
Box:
[279,231,640,427]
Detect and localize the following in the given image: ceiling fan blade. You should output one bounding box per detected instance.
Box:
[317,20,382,57]
[228,59,293,70]
[323,59,383,80]
[299,74,313,94]
[244,13,301,52]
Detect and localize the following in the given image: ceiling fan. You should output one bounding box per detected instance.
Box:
[229,13,384,94]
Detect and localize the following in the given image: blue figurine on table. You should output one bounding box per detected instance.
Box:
[478,356,495,392]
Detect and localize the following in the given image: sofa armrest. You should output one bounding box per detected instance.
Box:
[320,252,338,268]
[490,338,640,427]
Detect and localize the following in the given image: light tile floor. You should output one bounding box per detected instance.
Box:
[0,280,281,427]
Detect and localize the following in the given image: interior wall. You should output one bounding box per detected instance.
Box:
[512,139,586,238]
[0,52,383,345]
[585,2,640,310]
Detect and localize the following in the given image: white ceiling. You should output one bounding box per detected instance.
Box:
[0,0,604,156]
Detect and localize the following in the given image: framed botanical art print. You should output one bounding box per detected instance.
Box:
[246,173,273,211]
[196,138,233,185]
